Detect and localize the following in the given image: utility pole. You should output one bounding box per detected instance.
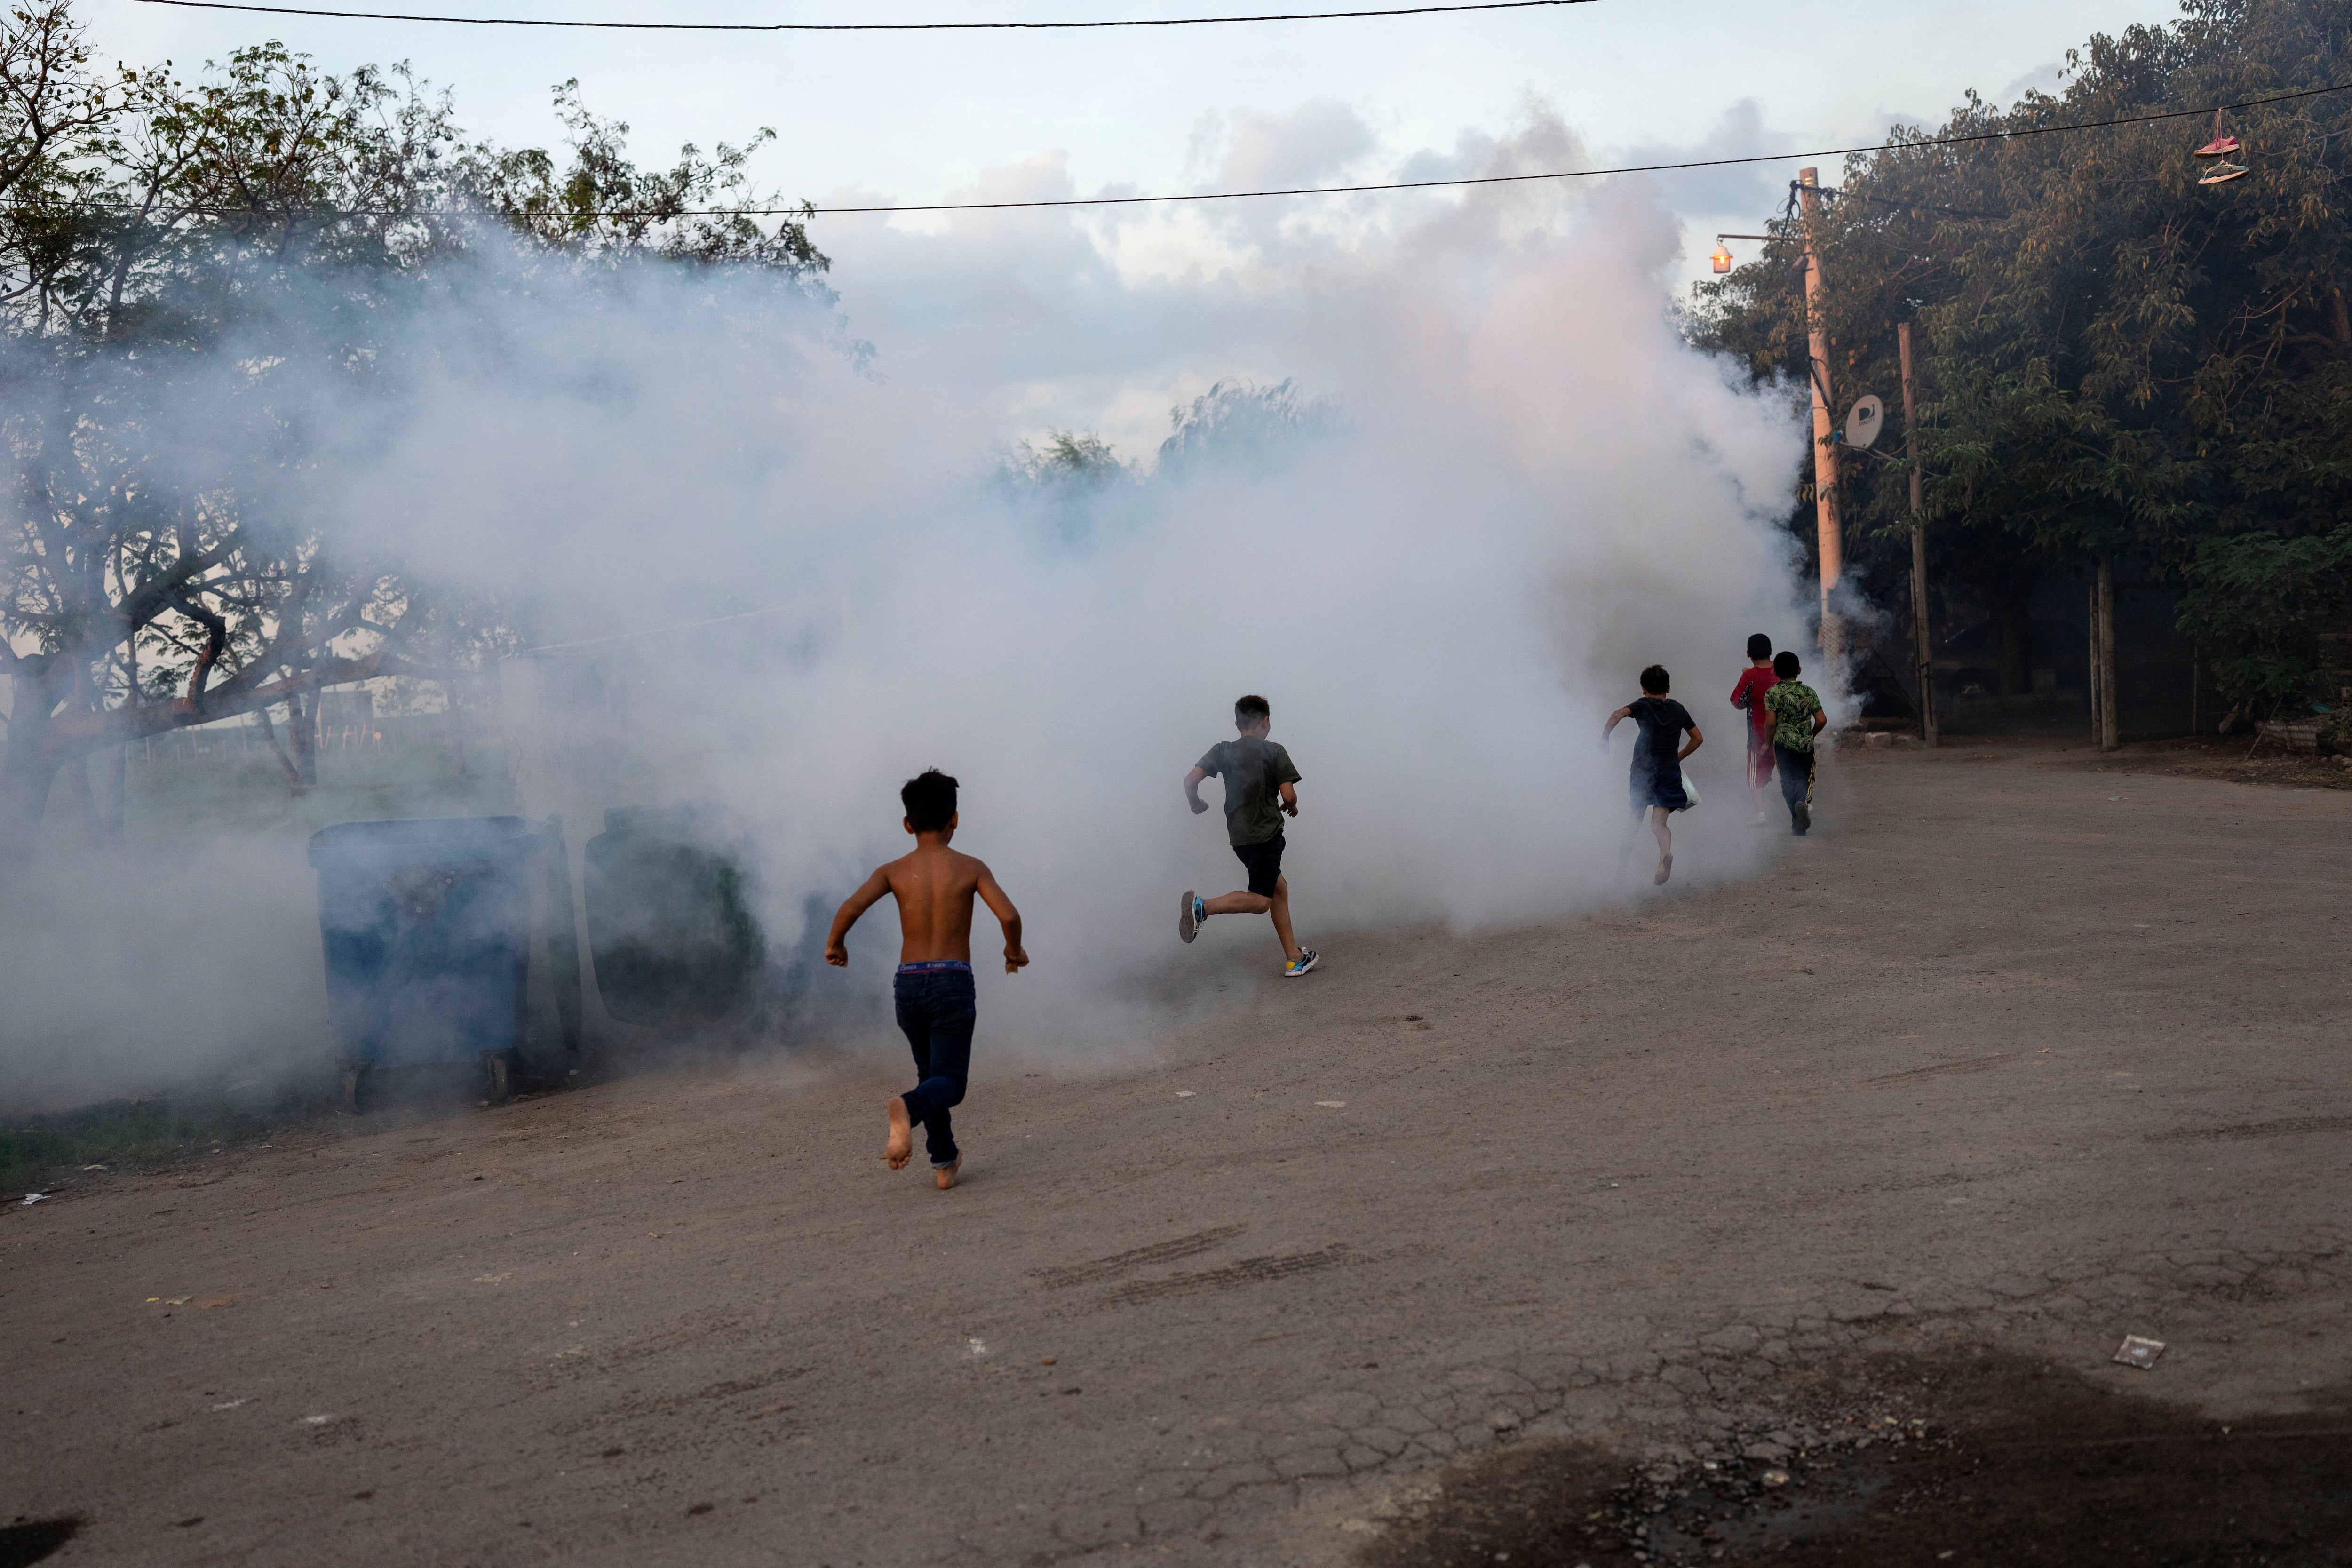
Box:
[1898,322,1936,746]
[1799,167,1844,673]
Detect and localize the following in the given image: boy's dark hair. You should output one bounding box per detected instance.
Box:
[901,768,959,833]
[1772,651,1801,679]
[1235,694,1271,725]
[1639,664,1670,695]
[1747,632,1772,660]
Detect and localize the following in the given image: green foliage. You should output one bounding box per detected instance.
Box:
[456,80,828,279]
[1010,430,1128,486]
[1157,378,1336,476]
[3,17,832,327]
[1687,0,2352,694]
[994,381,1339,547]
[996,430,1132,545]
[2177,525,2352,709]
[0,1,837,864]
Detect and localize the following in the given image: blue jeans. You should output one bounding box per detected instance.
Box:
[1775,744,1815,824]
[893,966,975,1167]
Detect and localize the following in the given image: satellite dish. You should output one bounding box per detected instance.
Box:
[1844,395,1884,450]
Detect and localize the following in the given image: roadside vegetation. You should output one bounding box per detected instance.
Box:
[0,0,834,878]
[1692,0,2352,731]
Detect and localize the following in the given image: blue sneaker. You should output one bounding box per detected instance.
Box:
[1179,891,1205,943]
[1284,949,1319,978]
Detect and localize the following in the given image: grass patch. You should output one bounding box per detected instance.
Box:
[0,1088,326,1193]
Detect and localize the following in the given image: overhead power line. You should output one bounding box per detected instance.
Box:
[47,82,2352,220]
[132,0,1602,30]
[703,81,2352,216]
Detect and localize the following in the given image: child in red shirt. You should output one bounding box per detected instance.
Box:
[1729,633,1779,826]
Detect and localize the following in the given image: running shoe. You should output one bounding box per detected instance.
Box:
[1792,799,1812,834]
[1284,949,1319,978]
[2198,161,2249,185]
[1179,890,1204,943]
[2193,134,2240,158]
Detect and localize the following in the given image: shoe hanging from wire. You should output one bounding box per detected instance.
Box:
[2193,107,2241,159]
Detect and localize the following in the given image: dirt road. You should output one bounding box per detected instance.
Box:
[5,739,2350,1567]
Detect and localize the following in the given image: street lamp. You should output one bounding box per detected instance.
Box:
[1711,233,1773,273]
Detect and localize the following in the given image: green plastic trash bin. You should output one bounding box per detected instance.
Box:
[307,817,544,1102]
[582,805,762,1027]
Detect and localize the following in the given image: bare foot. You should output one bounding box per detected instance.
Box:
[884,1098,913,1169]
[935,1158,961,1191]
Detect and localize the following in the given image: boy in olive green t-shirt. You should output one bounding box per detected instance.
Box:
[1763,650,1828,835]
[1177,694,1316,977]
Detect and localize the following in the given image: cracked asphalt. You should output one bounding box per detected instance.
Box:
[4,737,2349,1566]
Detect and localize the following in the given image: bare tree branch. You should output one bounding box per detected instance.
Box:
[166,587,229,710]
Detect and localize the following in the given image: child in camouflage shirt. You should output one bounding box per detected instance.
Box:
[1764,651,1827,835]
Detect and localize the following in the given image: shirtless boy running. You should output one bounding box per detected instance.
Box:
[825,768,1027,1191]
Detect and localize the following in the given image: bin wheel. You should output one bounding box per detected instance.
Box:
[484,1054,512,1105]
[341,1064,373,1116]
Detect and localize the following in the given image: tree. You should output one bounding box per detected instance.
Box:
[2177,524,2352,716]
[1156,379,1335,477]
[1690,0,2352,702]
[0,2,833,875]
[993,382,1339,548]
[996,430,1133,545]
[456,80,828,276]
[0,0,133,317]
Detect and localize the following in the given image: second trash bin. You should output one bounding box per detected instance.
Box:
[307,816,546,1109]
[583,804,762,1028]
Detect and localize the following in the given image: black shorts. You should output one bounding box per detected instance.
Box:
[1232,833,1286,898]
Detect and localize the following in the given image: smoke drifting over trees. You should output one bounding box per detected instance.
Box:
[0,2,832,871]
[3,2,1815,1109]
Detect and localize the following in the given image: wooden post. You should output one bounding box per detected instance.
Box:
[2096,556,2119,751]
[1799,168,1844,673]
[1899,322,1936,746]
[2098,576,2117,748]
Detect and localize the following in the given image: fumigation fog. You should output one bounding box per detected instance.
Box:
[0,111,1828,1111]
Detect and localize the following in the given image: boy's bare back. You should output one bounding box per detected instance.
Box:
[826,840,1027,973]
[877,844,994,964]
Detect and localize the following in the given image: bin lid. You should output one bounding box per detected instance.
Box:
[307,816,541,869]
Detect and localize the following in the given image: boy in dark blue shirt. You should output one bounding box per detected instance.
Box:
[1603,664,1704,885]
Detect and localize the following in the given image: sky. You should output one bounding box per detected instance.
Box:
[94,0,2169,300]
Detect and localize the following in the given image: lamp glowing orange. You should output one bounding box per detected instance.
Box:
[1710,241,1732,274]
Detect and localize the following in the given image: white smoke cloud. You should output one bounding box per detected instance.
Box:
[0,98,1819,1109]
